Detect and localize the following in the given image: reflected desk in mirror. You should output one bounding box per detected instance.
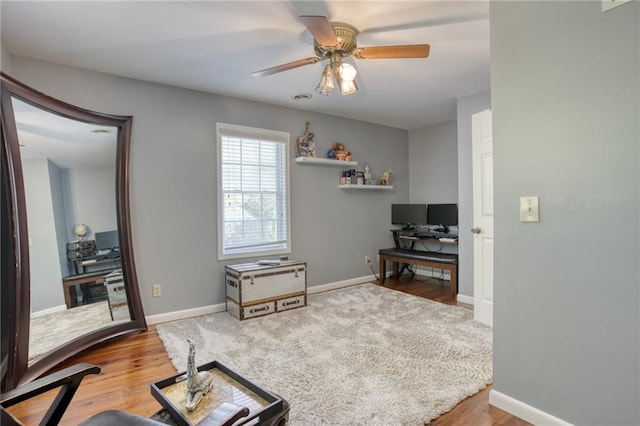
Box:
[70,251,121,275]
[62,267,121,309]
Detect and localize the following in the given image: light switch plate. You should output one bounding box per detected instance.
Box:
[520,196,540,223]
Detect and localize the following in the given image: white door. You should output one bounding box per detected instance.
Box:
[472,109,494,326]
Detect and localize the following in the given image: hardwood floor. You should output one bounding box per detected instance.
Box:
[7,274,530,425]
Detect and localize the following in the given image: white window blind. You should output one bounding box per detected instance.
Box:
[217,123,290,260]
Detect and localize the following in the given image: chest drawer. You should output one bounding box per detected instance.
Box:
[276,294,306,312]
[243,301,275,319]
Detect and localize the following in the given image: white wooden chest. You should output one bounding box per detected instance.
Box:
[225,260,307,320]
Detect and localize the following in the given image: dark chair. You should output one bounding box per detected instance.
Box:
[0,363,249,426]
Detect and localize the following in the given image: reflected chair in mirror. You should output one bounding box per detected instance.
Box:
[0,364,250,426]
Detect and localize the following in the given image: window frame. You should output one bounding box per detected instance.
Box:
[216,123,291,261]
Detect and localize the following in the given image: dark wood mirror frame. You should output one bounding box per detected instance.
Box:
[1,73,146,391]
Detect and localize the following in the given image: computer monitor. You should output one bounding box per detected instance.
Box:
[427,204,458,234]
[391,204,427,230]
[95,230,119,252]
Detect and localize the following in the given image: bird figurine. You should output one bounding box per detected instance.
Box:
[185,338,214,411]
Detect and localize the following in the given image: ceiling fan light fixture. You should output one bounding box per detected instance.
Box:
[252,16,430,97]
[332,58,358,96]
[338,77,358,96]
[316,64,335,96]
[337,62,357,82]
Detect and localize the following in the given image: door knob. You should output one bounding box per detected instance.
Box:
[471,227,482,234]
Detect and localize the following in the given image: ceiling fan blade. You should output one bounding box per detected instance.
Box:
[299,15,339,46]
[252,57,321,77]
[353,44,430,60]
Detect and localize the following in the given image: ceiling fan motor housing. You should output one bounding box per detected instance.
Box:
[314,22,359,58]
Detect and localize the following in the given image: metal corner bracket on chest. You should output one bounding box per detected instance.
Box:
[225,261,307,320]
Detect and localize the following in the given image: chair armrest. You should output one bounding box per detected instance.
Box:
[0,363,101,424]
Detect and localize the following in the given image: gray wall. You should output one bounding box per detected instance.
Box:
[6,55,409,316]
[408,120,458,204]
[491,2,639,424]
[0,43,12,73]
[49,161,70,279]
[407,121,459,264]
[456,90,491,298]
[64,167,117,240]
[407,93,491,299]
[22,159,65,312]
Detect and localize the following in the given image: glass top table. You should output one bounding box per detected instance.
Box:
[151,361,288,426]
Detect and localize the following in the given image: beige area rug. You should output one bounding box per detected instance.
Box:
[29,301,118,361]
[156,283,492,426]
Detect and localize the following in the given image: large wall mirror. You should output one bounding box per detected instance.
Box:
[1,73,146,391]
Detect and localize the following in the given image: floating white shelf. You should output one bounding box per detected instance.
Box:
[339,184,393,190]
[295,156,357,167]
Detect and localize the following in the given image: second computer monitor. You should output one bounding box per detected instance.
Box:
[95,230,119,252]
[427,204,458,233]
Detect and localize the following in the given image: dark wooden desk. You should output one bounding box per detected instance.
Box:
[381,230,459,300]
[389,229,458,277]
[62,269,118,309]
[71,252,120,274]
[379,247,458,300]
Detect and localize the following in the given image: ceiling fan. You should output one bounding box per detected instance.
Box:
[251,16,430,96]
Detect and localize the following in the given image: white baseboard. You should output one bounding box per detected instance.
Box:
[456,294,474,305]
[31,304,66,318]
[146,303,227,325]
[490,390,573,426]
[146,275,376,325]
[307,275,377,295]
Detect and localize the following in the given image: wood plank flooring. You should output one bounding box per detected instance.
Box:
[7,273,530,425]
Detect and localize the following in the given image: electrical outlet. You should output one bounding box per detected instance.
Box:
[152,284,162,297]
[364,255,371,265]
[376,254,380,263]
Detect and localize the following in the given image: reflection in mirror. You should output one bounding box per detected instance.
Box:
[11,98,132,362]
[1,73,146,391]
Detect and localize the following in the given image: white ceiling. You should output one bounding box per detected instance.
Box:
[12,98,117,169]
[1,1,490,130]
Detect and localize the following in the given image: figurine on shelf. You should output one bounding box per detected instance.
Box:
[378,169,393,186]
[326,149,336,159]
[185,338,214,411]
[363,163,372,184]
[328,142,352,161]
[296,121,317,158]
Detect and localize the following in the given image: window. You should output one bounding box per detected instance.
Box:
[217,123,290,260]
